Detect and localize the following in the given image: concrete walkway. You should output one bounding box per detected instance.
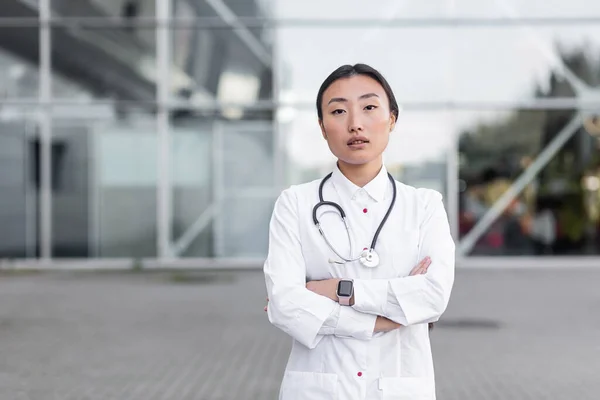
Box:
[1,268,599,399]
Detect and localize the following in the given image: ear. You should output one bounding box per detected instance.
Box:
[389,113,397,133]
[319,119,328,140]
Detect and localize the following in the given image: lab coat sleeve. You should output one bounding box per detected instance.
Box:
[352,189,455,326]
[264,188,376,349]
[318,306,377,340]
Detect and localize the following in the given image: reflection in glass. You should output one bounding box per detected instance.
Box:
[0,0,39,17]
[50,122,93,257]
[458,108,600,256]
[457,42,600,256]
[50,27,157,101]
[170,27,273,117]
[169,0,274,114]
[0,33,39,99]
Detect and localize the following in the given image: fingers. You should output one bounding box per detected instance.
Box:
[264,296,269,312]
[410,257,428,275]
[418,257,432,274]
[409,256,431,276]
[409,258,425,276]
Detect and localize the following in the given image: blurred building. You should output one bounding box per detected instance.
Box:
[0,0,599,267]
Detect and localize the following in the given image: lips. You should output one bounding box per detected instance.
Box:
[347,136,370,145]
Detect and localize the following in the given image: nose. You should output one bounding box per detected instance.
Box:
[348,112,363,133]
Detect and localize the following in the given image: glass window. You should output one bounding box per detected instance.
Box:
[457,108,600,256]
[50,26,157,101]
[170,117,276,258]
[169,27,273,109]
[0,33,39,100]
[276,27,453,105]
[275,25,600,106]
[450,26,600,103]
[170,117,214,258]
[51,115,158,258]
[1,1,39,17]
[218,195,276,258]
[0,118,38,258]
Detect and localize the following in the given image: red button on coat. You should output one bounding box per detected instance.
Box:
[357,372,363,377]
[363,208,368,213]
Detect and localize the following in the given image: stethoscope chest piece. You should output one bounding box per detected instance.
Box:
[359,248,380,268]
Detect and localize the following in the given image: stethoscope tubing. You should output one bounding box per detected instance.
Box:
[312,172,397,265]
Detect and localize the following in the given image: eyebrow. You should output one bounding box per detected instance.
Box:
[327,93,380,105]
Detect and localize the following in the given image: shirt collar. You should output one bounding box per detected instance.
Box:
[330,163,389,202]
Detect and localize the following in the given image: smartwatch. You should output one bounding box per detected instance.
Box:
[336,279,354,306]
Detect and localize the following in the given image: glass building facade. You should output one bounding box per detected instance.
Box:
[0,0,599,266]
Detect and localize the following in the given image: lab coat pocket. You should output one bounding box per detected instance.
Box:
[379,377,435,399]
[280,371,338,400]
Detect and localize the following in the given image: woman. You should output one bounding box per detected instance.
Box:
[263,64,455,400]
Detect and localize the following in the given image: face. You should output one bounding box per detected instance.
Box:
[319,74,396,168]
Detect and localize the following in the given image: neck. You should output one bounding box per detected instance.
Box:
[337,158,383,187]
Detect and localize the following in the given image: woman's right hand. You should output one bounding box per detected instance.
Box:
[374,256,432,333]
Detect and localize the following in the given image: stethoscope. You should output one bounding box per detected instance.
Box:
[312,172,397,268]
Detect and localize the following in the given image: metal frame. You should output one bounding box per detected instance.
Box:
[1,2,599,269]
[39,0,52,260]
[211,120,227,258]
[1,98,599,109]
[156,0,172,259]
[2,16,600,29]
[446,116,460,242]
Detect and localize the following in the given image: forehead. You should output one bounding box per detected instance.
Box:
[323,74,387,101]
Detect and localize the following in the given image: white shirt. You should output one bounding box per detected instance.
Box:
[264,164,455,400]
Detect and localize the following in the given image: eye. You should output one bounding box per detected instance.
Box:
[364,105,378,111]
[331,109,346,115]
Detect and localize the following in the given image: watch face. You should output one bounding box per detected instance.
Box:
[338,280,353,297]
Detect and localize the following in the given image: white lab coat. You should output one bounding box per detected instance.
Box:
[264,164,455,400]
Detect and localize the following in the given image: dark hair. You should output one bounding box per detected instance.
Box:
[316,63,400,121]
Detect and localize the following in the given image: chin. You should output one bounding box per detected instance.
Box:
[338,154,378,166]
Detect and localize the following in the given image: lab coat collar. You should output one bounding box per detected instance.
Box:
[331,162,389,202]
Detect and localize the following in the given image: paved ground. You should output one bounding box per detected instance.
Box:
[1,267,599,400]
